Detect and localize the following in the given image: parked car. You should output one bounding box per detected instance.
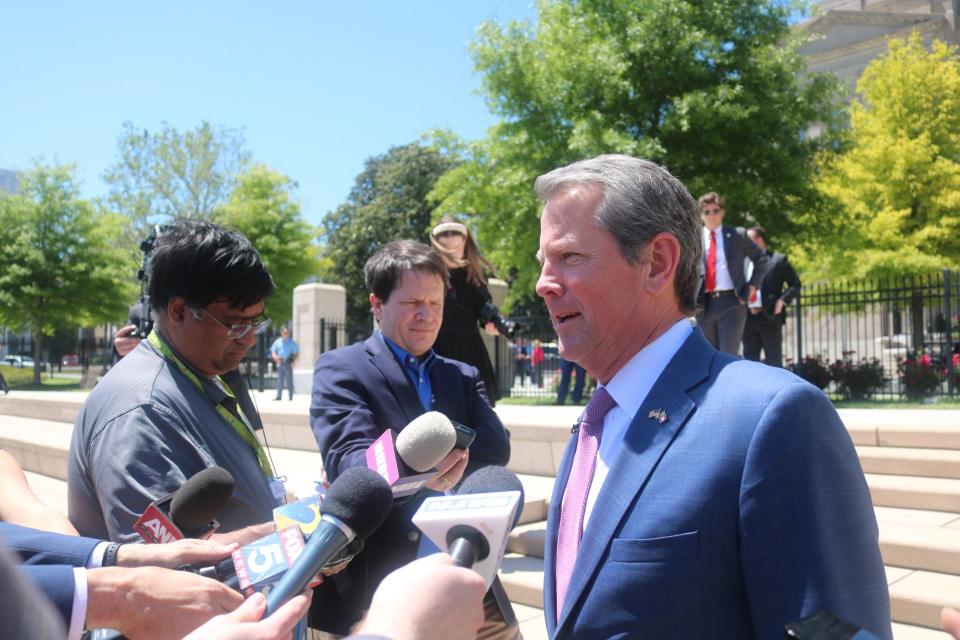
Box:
[61,353,80,366]
[2,355,46,371]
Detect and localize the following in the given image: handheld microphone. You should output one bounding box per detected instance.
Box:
[412,466,524,587]
[228,525,308,596]
[264,466,393,616]
[784,612,884,639]
[133,466,234,543]
[366,411,457,497]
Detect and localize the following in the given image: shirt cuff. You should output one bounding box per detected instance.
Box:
[88,541,111,568]
[68,567,87,640]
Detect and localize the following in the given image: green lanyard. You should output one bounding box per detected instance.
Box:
[148,331,275,478]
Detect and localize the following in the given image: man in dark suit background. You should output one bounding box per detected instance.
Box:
[696,192,768,354]
[742,225,802,368]
[309,239,513,637]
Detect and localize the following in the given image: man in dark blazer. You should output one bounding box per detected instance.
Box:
[309,240,513,636]
[534,155,890,639]
[696,191,768,354]
[743,225,802,367]
[0,521,245,638]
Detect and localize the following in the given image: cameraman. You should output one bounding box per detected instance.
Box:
[269,326,299,401]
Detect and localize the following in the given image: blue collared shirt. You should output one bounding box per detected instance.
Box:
[380,331,436,411]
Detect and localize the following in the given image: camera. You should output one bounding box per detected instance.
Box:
[478,301,516,339]
[129,225,171,339]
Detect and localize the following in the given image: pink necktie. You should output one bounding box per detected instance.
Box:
[554,386,617,619]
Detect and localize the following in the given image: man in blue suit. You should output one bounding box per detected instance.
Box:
[0,521,246,638]
[534,155,891,640]
[309,239,513,636]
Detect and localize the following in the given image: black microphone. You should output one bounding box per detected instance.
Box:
[412,466,524,587]
[449,467,524,569]
[134,466,235,543]
[264,466,393,616]
[784,612,884,639]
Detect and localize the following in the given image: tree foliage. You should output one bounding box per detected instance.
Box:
[796,33,960,281]
[321,142,459,326]
[0,163,133,382]
[431,0,841,307]
[103,120,250,239]
[215,165,320,326]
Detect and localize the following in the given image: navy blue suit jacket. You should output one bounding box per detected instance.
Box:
[544,329,891,640]
[1,523,101,627]
[308,334,511,633]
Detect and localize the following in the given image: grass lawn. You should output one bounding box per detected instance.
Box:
[12,377,85,391]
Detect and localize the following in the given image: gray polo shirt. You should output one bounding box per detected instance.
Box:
[68,336,277,542]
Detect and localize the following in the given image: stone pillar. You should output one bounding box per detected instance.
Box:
[292,283,346,393]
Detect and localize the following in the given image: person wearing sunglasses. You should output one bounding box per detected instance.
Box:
[69,219,280,543]
[695,192,768,355]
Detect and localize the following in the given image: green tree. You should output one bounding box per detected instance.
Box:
[322,142,459,326]
[431,0,840,307]
[215,165,320,326]
[0,163,133,383]
[796,33,960,281]
[103,120,250,238]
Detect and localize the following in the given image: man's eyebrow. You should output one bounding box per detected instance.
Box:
[535,249,543,264]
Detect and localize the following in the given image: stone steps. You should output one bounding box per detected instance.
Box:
[859,447,960,479]
[4,394,960,636]
[500,554,960,635]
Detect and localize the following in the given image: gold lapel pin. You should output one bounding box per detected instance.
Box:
[648,409,667,424]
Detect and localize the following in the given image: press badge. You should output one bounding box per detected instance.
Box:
[270,477,288,505]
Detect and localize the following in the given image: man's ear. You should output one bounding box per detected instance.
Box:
[167,298,189,326]
[645,233,681,296]
[369,293,382,324]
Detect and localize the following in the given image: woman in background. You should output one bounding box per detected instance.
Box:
[430,217,504,406]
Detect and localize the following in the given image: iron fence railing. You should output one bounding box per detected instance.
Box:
[787,269,959,400]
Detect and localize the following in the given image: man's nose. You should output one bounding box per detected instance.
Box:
[536,263,561,298]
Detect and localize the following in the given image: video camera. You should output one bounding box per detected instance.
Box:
[130,225,171,339]
[478,301,516,339]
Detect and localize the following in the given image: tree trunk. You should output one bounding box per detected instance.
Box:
[32,329,43,385]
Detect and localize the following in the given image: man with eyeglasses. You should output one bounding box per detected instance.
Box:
[69,220,280,542]
[695,192,768,355]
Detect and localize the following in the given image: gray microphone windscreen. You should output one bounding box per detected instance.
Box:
[395,411,457,472]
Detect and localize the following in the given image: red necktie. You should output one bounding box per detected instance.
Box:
[705,230,717,292]
[554,387,617,619]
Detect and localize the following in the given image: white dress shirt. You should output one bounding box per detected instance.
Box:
[66,540,112,640]
[581,318,693,531]
[702,226,735,291]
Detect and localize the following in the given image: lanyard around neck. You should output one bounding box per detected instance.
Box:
[147,331,274,477]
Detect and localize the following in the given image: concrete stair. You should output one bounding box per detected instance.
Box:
[2,392,960,638]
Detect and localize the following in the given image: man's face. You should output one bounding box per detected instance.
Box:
[700,203,724,231]
[747,229,766,251]
[281,327,290,339]
[371,269,445,357]
[176,297,265,377]
[535,186,650,382]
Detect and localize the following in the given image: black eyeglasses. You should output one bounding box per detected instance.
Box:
[190,307,272,339]
[435,230,464,238]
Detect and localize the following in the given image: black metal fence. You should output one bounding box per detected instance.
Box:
[786,270,959,400]
[241,271,960,404]
[497,270,960,403]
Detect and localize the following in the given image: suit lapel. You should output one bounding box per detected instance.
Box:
[555,330,714,634]
[364,335,423,423]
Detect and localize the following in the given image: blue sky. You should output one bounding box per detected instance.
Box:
[0,1,537,226]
